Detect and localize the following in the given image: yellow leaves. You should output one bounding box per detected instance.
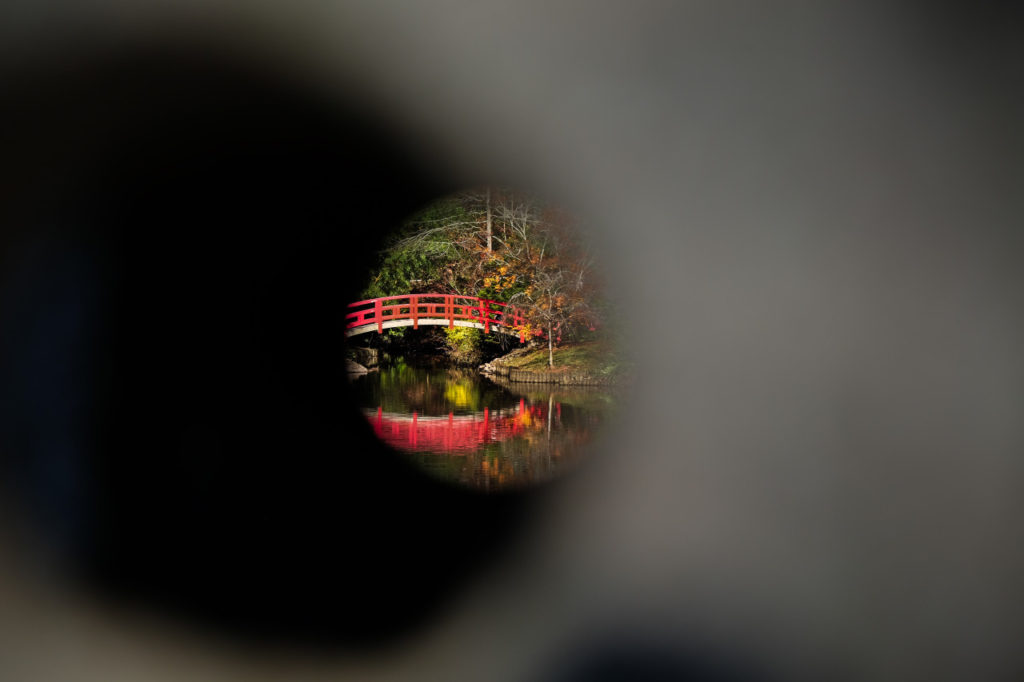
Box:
[444,381,474,409]
[483,265,521,294]
[515,322,536,338]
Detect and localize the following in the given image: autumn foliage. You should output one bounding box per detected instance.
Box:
[363,188,605,367]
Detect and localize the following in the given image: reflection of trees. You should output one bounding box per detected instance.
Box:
[482,375,619,412]
[352,363,613,490]
[356,364,516,415]
[373,396,606,491]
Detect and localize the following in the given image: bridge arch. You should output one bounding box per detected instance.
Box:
[345,294,532,342]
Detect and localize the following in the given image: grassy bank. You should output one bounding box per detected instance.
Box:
[487,341,625,381]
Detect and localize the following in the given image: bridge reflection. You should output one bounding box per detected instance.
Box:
[350,363,609,489]
[365,398,561,454]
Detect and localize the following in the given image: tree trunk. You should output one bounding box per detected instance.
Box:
[548,326,554,368]
[485,186,493,252]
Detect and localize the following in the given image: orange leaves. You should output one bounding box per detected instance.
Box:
[484,275,509,291]
[482,262,521,295]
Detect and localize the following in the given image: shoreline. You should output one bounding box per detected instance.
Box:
[478,343,623,386]
[347,340,627,387]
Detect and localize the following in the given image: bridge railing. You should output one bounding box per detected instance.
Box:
[346,294,530,341]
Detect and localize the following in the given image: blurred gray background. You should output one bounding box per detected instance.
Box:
[1,2,1022,681]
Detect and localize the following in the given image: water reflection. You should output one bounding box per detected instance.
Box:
[349,362,614,490]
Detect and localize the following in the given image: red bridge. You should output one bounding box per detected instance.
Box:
[346,294,533,342]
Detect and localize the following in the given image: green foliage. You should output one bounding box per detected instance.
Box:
[406,196,472,227]
[359,188,612,360]
[444,327,485,365]
[362,196,477,299]
[361,246,436,299]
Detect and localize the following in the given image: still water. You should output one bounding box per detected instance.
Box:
[348,360,616,491]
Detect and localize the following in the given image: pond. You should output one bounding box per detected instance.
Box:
[347,360,616,491]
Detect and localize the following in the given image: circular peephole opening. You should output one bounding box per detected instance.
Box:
[346,188,625,491]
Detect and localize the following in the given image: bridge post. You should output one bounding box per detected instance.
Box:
[375,298,383,334]
[448,294,454,329]
[411,294,418,329]
[482,299,490,334]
